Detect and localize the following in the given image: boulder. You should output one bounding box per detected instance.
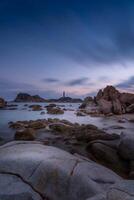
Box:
[47,107,64,114]
[79,97,93,109]
[126,103,134,113]
[96,86,120,102]
[29,105,43,111]
[28,121,46,129]
[118,135,134,160]
[0,141,121,200]
[76,125,119,142]
[107,180,134,200]
[98,99,112,114]
[88,142,128,176]
[49,123,73,135]
[0,98,6,108]
[15,128,36,140]
[112,99,123,114]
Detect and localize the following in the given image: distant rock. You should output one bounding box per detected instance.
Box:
[46,106,64,114]
[29,104,43,111]
[49,96,83,103]
[14,93,46,102]
[0,97,6,108]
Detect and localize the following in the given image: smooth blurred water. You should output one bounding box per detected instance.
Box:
[0,102,134,139]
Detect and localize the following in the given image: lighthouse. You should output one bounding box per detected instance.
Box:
[63,91,65,98]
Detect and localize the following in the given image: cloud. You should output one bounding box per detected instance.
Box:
[116,76,134,90]
[42,78,60,83]
[66,77,89,86]
[0,78,37,91]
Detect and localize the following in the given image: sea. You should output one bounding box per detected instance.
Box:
[0,102,134,140]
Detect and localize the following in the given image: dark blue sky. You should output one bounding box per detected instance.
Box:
[1,0,134,99]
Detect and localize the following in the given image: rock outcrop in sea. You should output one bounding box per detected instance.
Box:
[80,85,134,115]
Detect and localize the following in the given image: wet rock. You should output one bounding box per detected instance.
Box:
[88,142,128,176]
[76,111,86,116]
[118,135,134,160]
[49,123,73,135]
[0,141,121,200]
[79,96,93,109]
[76,124,119,143]
[29,105,43,111]
[118,119,126,123]
[45,103,57,108]
[15,128,36,140]
[28,121,46,129]
[47,106,64,114]
[40,111,45,115]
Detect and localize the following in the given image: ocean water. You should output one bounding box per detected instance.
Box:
[0,102,134,139]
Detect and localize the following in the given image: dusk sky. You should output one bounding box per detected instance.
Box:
[1,0,134,100]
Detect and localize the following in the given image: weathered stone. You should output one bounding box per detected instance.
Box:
[107,180,134,200]
[112,99,123,115]
[29,105,43,111]
[0,141,121,200]
[47,107,64,114]
[88,142,128,176]
[15,128,36,140]
[98,99,112,114]
[118,135,134,160]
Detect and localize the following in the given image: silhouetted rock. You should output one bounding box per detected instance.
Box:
[0,97,6,108]
[14,93,45,102]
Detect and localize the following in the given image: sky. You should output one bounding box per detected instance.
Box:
[0,0,134,100]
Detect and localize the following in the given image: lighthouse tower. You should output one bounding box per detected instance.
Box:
[63,91,65,98]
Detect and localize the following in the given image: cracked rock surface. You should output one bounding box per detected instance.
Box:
[0,141,132,200]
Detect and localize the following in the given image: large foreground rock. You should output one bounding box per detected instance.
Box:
[0,141,121,200]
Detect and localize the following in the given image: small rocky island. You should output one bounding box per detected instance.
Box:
[14,91,83,103]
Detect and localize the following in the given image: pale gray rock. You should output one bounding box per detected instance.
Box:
[107,180,134,200]
[0,141,121,200]
[0,174,42,200]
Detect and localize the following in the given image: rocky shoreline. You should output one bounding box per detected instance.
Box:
[0,86,134,199]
